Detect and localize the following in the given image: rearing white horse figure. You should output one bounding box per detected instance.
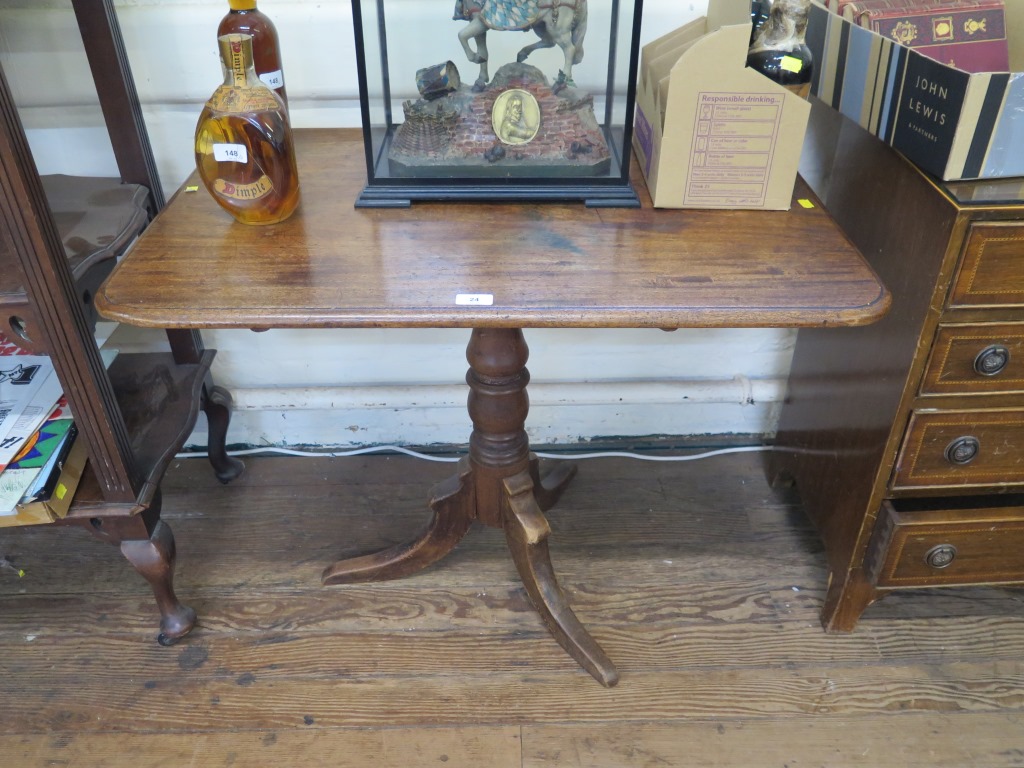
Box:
[453,0,587,92]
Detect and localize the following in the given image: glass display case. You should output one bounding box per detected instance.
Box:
[351,0,644,207]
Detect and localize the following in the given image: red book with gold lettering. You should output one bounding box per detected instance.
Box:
[841,0,1010,72]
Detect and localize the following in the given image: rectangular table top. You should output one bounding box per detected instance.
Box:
[96,128,889,330]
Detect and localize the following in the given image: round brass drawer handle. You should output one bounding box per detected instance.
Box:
[942,436,983,466]
[945,436,980,465]
[974,344,1010,376]
[924,544,957,569]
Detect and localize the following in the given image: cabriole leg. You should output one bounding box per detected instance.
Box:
[120,519,196,645]
[202,378,245,484]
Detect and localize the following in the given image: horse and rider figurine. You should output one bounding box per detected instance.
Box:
[453,0,587,93]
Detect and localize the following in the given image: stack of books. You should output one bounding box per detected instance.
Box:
[824,0,1011,73]
[0,334,87,527]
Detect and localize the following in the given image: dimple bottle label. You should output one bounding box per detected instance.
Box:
[213,175,275,201]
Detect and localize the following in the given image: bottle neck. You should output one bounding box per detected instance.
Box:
[228,0,257,11]
[219,34,258,88]
[751,0,809,53]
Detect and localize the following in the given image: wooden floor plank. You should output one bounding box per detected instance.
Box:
[1,476,812,560]
[0,548,824,601]
[3,614,1024,681]
[2,550,1019,639]
[0,575,798,636]
[0,726,523,768]
[523,715,1024,767]
[2,661,1023,732]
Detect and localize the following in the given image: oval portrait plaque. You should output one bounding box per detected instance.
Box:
[491,89,541,146]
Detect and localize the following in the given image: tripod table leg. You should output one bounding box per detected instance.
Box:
[529,453,578,512]
[322,458,474,585]
[503,470,619,687]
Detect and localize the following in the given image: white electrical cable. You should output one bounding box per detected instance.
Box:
[534,446,770,461]
[175,444,772,463]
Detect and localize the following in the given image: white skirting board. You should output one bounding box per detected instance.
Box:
[105,324,795,449]
[184,378,785,450]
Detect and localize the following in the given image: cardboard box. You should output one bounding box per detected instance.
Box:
[808,0,1024,180]
[632,0,811,209]
[0,437,88,528]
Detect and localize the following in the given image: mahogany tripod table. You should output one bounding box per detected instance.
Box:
[96,128,889,686]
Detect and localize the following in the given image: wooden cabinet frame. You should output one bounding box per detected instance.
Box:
[0,0,242,643]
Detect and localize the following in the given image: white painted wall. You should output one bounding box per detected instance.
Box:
[0,0,798,449]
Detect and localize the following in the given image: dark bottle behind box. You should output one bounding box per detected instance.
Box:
[747,0,813,97]
[194,34,299,225]
[218,0,287,106]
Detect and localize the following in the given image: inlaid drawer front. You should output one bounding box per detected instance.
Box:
[868,500,1024,587]
[893,409,1024,489]
[950,223,1024,308]
[921,324,1024,395]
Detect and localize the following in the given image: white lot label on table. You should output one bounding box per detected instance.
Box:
[455,294,494,306]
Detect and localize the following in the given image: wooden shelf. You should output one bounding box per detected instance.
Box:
[66,350,215,519]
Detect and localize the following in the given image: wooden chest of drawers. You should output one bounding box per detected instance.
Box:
[771,100,1024,631]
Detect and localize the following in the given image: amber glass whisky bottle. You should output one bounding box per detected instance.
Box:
[218,0,287,107]
[194,34,299,225]
[746,0,813,98]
